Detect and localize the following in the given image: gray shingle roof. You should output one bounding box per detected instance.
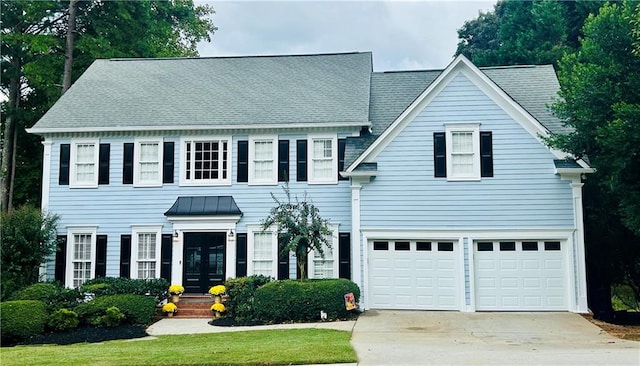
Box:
[31,52,373,131]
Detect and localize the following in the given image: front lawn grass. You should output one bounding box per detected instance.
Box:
[0,328,356,365]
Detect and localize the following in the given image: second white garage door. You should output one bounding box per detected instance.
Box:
[474,240,568,311]
[368,240,461,310]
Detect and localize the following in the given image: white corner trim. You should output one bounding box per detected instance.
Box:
[41,140,53,212]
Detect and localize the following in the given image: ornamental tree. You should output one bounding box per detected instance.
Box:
[262,186,332,281]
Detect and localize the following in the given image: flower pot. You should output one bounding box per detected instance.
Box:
[213,295,222,304]
[214,311,221,319]
[171,295,180,303]
[167,312,174,318]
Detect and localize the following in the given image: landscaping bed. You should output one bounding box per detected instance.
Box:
[583,313,640,341]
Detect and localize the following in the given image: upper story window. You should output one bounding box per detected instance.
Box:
[308,134,337,184]
[434,124,493,181]
[134,139,163,186]
[249,136,277,185]
[70,140,99,187]
[181,137,231,186]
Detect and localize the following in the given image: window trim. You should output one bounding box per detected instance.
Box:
[248,135,278,185]
[445,123,481,181]
[130,226,162,279]
[180,136,232,186]
[308,134,338,184]
[308,224,339,279]
[247,225,278,277]
[69,139,99,188]
[133,138,163,187]
[65,227,97,288]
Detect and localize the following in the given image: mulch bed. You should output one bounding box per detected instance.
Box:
[3,325,149,347]
[583,313,640,341]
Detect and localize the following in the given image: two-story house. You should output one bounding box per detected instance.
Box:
[28,52,591,312]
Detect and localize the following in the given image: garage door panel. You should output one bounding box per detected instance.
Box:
[369,240,461,310]
[474,240,568,311]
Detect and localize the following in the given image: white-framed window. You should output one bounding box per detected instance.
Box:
[134,139,163,186]
[308,134,337,184]
[247,226,277,277]
[66,227,97,288]
[131,226,161,279]
[308,225,339,279]
[180,137,231,186]
[445,124,480,181]
[70,140,99,187]
[249,136,277,185]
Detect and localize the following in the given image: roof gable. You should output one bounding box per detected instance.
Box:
[346,54,576,172]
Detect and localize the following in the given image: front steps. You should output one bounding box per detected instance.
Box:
[172,294,213,318]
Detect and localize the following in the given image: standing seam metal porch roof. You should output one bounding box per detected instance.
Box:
[164,196,242,216]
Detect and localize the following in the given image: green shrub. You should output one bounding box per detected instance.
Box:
[11,282,83,310]
[612,284,640,311]
[80,277,169,302]
[253,279,360,323]
[75,294,157,325]
[224,275,272,322]
[102,306,125,327]
[47,308,79,332]
[0,300,48,343]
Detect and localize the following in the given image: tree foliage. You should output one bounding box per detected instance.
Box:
[547,1,640,303]
[456,0,604,67]
[262,186,333,281]
[1,205,60,300]
[0,0,217,211]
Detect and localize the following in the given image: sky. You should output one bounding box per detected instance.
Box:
[196,0,496,71]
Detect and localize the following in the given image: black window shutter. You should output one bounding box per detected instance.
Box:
[59,144,70,185]
[338,232,351,279]
[163,142,174,184]
[161,234,172,281]
[55,235,67,283]
[338,139,348,181]
[96,235,108,277]
[296,139,307,182]
[277,235,290,280]
[433,132,447,178]
[278,140,289,182]
[120,235,131,278]
[123,143,134,184]
[237,140,248,183]
[98,144,110,185]
[236,233,247,277]
[480,131,493,177]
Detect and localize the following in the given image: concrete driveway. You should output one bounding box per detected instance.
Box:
[351,310,639,365]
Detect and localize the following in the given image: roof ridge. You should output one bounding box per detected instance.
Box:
[108,51,372,62]
[480,64,549,70]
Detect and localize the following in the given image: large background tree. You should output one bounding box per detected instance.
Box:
[1,0,217,212]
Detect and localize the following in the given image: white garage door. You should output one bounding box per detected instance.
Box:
[368,240,461,310]
[474,240,568,311]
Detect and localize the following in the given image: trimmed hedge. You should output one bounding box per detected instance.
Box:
[75,294,157,325]
[10,282,82,309]
[47,308,79,332]
[0,300,48,344]
[253,279,360,323]
[80,277,169,302]
[224,275,272,322]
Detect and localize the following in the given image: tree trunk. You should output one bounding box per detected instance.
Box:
[298,257,306,281]
[61,0,77,94]
[1,69,20,212]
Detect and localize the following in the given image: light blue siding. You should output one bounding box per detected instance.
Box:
[44,133,351,279]
[360,73,574,229]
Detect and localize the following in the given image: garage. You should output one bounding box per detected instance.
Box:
[474,240,568,311]
[368,240,461,310]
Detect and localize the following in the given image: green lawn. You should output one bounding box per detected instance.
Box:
[0,328,357,365]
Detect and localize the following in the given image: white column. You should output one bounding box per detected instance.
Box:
[571,181,589,313]
[39,140,53,280]
[350,181,363,291]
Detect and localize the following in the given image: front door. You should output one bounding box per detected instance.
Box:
[183,232,226,293]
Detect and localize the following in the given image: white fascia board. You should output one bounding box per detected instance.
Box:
[555,167,595,175]
[340,170,376,178]
[166,215,242,223]
[26,121,371,135]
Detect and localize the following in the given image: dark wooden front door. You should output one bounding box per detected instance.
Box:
[183,232,226,293]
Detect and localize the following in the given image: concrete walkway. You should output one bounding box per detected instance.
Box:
[147,317,356,335]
